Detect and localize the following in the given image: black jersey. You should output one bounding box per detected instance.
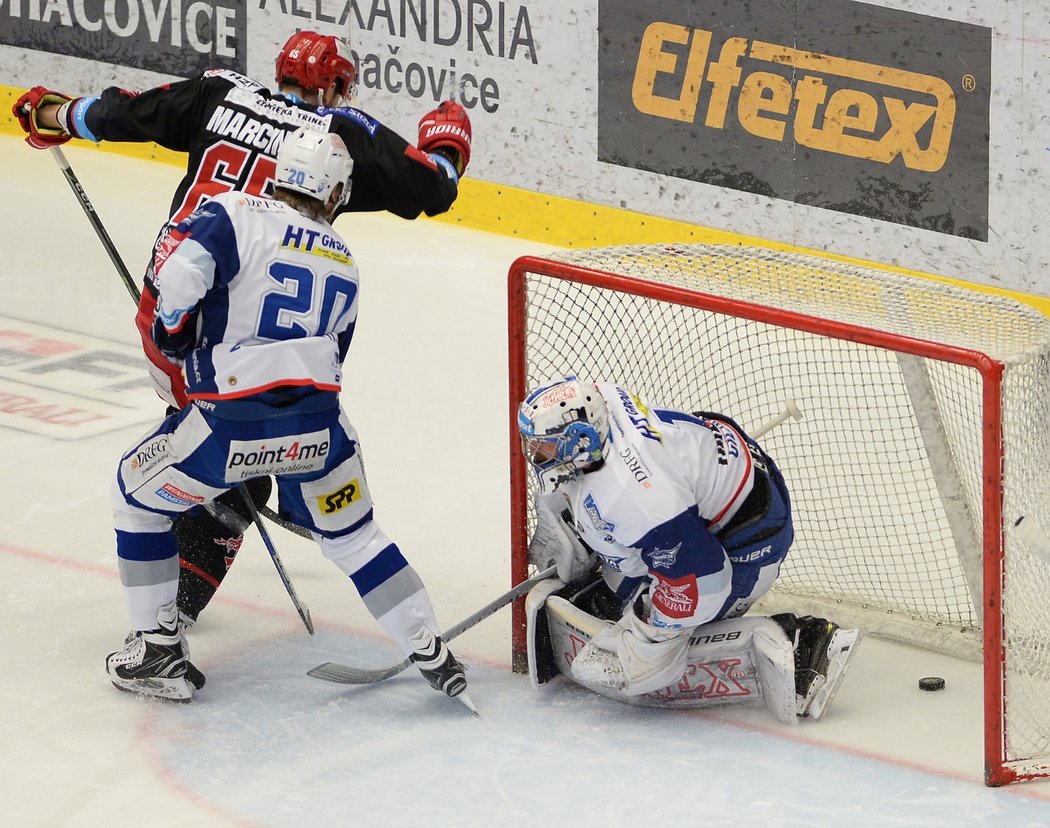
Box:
[78,68,461,409]
[81,69,458,231]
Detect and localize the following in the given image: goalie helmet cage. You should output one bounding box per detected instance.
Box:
[506,243,1050,787]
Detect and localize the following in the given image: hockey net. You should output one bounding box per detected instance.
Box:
[507,244,1050,786]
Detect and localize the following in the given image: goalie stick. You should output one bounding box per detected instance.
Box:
[751,400,803,439]
[48,145,314,634]
[308,565,559,684]
[1014,516,1050,566]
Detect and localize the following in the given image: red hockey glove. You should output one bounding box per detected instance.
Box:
[12,86,73,149]
[417,101,472,176]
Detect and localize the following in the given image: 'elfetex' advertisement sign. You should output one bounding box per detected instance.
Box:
[598,0,991,240]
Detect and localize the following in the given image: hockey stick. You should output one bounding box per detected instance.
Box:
[751,400,803,439]
[308,565,559,684]
[49,147,139,302]
[237,482,313,633]
[49,146,314,634]
[1014,516,1050,565]
[259,504,313,539]
[308,402,806,682]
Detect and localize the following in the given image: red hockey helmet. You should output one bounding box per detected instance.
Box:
[275,31,357,98]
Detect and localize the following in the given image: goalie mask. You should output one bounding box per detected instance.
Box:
[275,127,354,208]
[518,378,610,487]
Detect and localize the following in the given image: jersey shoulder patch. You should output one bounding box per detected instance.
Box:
[202,69,265,93]
[325,106,381,138]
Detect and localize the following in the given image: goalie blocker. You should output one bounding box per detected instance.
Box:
[526,574,860,723]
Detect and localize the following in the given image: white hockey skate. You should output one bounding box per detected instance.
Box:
[408,627,477,714]
[106,601,205,702]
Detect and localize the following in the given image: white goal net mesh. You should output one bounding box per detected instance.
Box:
[511,243,1050,778]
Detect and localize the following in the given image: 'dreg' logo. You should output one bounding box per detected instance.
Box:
[318,479,362,515]
[632,23,956,172]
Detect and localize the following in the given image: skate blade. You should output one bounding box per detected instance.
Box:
[109,675,195,702]
[455,691,480,716]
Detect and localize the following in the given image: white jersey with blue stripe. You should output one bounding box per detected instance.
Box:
[543,383,756,628]
[154,191,359,401]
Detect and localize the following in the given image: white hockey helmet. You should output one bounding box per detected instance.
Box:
[518,377,610,484]
[275,126,354,208]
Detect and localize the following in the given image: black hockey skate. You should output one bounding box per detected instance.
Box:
[106,601,206,702]
[773,613,861,721]
[408,627,476,713]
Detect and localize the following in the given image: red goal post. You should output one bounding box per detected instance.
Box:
[507,244,1050,786]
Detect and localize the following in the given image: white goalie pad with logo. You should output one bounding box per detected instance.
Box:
[526,580,798,724]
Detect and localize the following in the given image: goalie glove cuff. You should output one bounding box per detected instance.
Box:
[528,505,594,583]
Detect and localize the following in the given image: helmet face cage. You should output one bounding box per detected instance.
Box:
[518,379,609,481]
[276,31,358,102]
[275,127,355,207]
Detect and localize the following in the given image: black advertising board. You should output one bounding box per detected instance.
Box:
[1,0,247,77]
[598,0,991,239]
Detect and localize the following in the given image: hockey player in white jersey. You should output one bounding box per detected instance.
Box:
[519,377,859,721]
[106,127,469,707]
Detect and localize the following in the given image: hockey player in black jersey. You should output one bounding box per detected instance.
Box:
[13,31,472,626]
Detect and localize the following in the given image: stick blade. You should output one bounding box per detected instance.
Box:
[308,659,410,684]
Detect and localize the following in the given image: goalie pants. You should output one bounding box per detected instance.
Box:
[714,450,793,619]
[111,396,439,652]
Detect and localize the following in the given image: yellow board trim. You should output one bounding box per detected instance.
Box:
[4,83,1047,316]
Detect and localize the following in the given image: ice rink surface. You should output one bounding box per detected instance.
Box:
[3,137,1050,826]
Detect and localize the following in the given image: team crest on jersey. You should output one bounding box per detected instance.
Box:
[583,494,616,535]
[649,542,682,569]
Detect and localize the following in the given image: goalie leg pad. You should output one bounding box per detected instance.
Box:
[545,594,796,717]
[526,577,566,687]
[751,622,799,725]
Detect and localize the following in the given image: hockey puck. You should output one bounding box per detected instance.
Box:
[919,676,945,691]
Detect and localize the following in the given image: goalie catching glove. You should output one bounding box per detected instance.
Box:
[528,504,595,583]
[571,604,691,697]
